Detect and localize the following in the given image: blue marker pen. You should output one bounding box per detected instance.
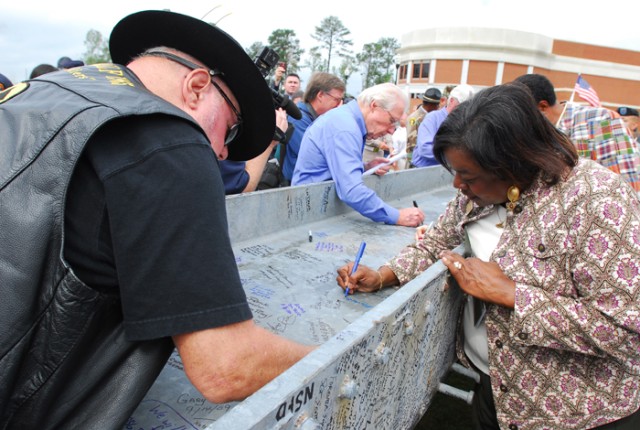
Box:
[345,241,366,297]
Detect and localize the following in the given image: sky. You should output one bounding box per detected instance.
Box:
[2,1,639,90]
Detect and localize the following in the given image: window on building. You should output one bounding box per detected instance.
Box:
[400,65,407,80]
[412,63,421,79]
[410,62,430,80]
[421,62,430,78]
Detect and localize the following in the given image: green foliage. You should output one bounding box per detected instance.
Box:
[78,17,402,95]
[336,56,357,88]
[304,46,326,73]
[82,29,110,65]
[356,37,400,89]
[310,16,353,72]
[267,29,304,73]
[245,41,266,62]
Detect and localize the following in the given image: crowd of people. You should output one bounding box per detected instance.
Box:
[2,7,639,430]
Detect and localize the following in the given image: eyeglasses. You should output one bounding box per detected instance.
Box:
[145,50,243,147]
[324,91,343,105]
[379,106,401,128]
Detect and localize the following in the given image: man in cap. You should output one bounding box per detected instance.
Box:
[405,87,441,162]
[57,56,85,69]
[0,10,313,428]
[0,72,12,90]
[618,106,640,145]
[515,73,640,192]
[412,84,476,167]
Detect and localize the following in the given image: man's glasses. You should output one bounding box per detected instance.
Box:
[324,91,343,106]
[145,50,242,147]
[379,106,401,128]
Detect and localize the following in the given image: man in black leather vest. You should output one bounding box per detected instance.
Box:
[0,10,314,429]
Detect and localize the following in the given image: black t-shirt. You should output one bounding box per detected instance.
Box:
[64,114,252,341]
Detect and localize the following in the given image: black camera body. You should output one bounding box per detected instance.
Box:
[254,47,280,79]
[254,47,301,121]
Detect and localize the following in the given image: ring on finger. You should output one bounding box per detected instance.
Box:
[453,261,462,270]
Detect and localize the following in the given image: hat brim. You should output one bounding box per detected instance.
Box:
[422,97,440,104]
[109,10,274,161]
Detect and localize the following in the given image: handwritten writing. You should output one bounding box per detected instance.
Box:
[315,242,344,253]
[280,303,306,316]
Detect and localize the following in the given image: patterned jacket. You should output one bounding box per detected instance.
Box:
[385,159,640,430]
[559,103,640,192]
[405,105,427,154]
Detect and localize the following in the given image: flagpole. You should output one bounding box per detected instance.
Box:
[555,74,578,128]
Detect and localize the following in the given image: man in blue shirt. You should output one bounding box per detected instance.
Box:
[220,108,289,194]
[412,84,476,167]
[282,72,346,183]
[292,83,424,227]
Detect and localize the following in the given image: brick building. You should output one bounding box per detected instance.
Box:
[395,27,640,111]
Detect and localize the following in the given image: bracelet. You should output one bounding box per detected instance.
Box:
[377,270,384,291]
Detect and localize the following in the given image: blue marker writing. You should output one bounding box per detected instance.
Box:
[345,241,366,297]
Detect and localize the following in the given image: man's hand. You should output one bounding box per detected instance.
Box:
[397,207,425,227]
[273,66,285,85]
[365,157,392,176]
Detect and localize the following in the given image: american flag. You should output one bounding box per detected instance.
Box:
[574,75,601,107]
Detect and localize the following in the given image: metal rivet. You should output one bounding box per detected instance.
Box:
[404,319,414,336]
[374,342,390,365]
[339,374,357,399]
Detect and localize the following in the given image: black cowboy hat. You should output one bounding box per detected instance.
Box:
[109,10,274,161]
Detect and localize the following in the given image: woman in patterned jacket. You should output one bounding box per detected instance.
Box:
[337,83,640,430]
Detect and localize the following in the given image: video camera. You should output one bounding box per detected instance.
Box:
[254,47,302,120]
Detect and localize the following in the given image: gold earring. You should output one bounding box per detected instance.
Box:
[506,186,520,211]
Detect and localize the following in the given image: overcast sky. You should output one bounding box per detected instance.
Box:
[2,1,639,88]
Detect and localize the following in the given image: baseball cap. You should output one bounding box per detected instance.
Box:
[57,57,85,69]
[448,84,476,104]
[422,87,441,104]
[618,106,639,117]
[0,73,13,90]
[109,10,274,161]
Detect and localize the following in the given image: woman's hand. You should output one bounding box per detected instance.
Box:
[415,225,428,242]
[439,250,516,308]
[336,263,382,294]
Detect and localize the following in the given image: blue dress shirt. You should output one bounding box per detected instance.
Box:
[412,108,448,167]
[218,160,249,195]
[282,102,318,181]
[292,101,400,224]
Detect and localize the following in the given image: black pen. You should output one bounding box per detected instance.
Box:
[413,200,423,226]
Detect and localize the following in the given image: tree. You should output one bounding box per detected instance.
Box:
[267,29,304,74]
[356,37,400,89]
[310,16,353,72]
[337,55,357,92]
[82,29,110,65]
[304,46,326,73]
[245,41,266,64]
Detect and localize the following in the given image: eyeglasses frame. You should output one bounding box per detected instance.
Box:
[145,50,243,147]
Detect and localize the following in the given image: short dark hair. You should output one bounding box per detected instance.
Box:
[286,73,300,80]
[434,83,577,188]
[304,72,345,103]
[29,64,58,79]
[513,73,557,106]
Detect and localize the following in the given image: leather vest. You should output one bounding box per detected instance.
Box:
[0,65,199,429]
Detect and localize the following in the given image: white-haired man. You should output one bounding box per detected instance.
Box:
[292,83,424,227]
[412,84,476,167]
